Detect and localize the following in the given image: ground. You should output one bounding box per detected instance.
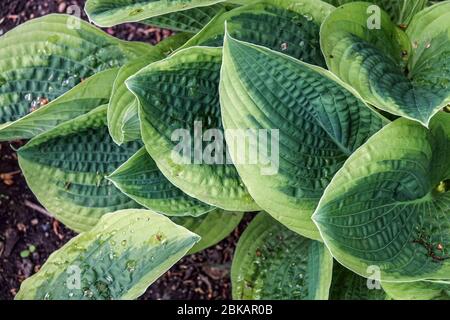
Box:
[0,0,250,300]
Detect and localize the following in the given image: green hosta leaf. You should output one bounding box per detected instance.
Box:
[108,148,214,216]
[320,1,450,126]
[382,280,450,300]
[108,59,160,145]
[155,32,195,56]
[172,209,243,254]
[0,68,118,142]
[406,1,450,109]
[127,47,259,211]
[142,3,228,33]
[108,33,193,145]
[330,264,387,300]
[220,34,386,239]
[155,32,192,57]
[85,0,226,27]
[118,100,141,143]
[231,212,333,300]
[313,112,450,282]
[324,0,428,25]
[18,106,142,233]
[15,209,200,300]
[183,0,334,66]
[0,14,150,128]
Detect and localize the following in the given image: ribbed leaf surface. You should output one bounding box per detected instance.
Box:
[108,59,160,145]
[220,34,386,239]
[324,0,428,25]
[0,14,150,128]
[231,212,333,300]
[183,0,334,66]
[108,33,193,145]
[142,4,227,32]
[16,209,200,300]
[109,148,214,216]
[321,2,450,125]
[314,113,450,281]
[0,68,118,141]
[18,106,142,232]
[127,47,259,211]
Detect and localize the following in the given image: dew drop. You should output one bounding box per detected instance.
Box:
[83,288,93,298]
[108,60,118,68]
[88,55,98,66]
[188,87,198,96]
[105,275,114,283]
[62,78,71,87]
[126,260,137,272]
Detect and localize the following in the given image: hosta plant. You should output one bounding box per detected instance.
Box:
[1,0,450,300]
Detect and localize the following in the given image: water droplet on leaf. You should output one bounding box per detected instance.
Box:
[83,289,94,298]
[126,260,137,272]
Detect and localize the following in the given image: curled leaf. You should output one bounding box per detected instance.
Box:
[314,113,450,282]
